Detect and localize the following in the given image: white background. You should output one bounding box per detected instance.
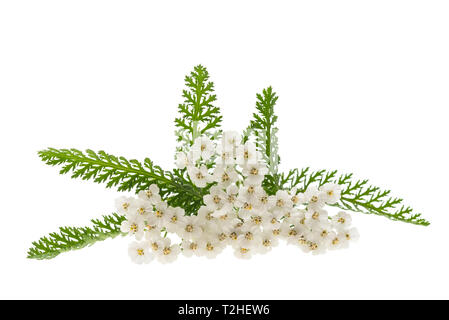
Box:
[1,1,448,299]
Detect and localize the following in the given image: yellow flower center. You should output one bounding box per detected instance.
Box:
[218,233,227,241]
[252,216,262,225]
[155,210,163,218]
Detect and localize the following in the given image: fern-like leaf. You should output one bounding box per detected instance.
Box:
[276,168,429,226]
[38,148,205,214]
[175,65,222,151]
[27,213,126,260]
[248,86,280,177]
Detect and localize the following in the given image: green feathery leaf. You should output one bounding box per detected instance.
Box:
[248,87,280,177]
[27,213,126,260]
[38,148,205,214]
[274,168,429,226]
[175,65,222,151]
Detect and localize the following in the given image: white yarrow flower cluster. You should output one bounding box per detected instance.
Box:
[118,132,359,264]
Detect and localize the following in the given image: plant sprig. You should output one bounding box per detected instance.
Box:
[30,65,429,261]
[38,148,205,214]
[272,168,429,226]
[175,65,222,151]
[27,213,126,260]
[248,86,280,177]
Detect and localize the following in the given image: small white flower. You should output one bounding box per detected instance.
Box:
[261,213,281,231]
[221,131,241,149]
[309,240,328,255]
[187,165,212,188]
[164,207,187,233]
[233,241,257,259]
[208,229,232,246]
[214,209,241,233]
[176,216,204,240]
[235,195,258,220]
[238,181,260,200]
[128,198,152,219]
[137,184,161,205]
[181,239,202,257]
[115,196,133,215]
[256,230,279,254]
[197,205,218,225]
[331,211,352,230]
[121,216,145,240]
[304,185,326,209]
[242,163,268,185]
[254,188,274,211]
[144,217,161,241]
[270,190,293,217]
[289,187,305,206]
[233,224,261,249]
[149,236,164,253]
[155,238,181,264]
[247,210,271,228]
[305,207,329,225]
[320,183,342,205]
[128,241,153,264]
[283,225,305,245]
[203,185,227,211]
[215,143,236,166]
[340,227,359,242]
[212,165,238,187]
[312,223,336,246]
[236,142,262,165]
[222,184,239,208]
[175,151,194,169]
[197,236,225,259]
[328,233,347,250]
[191,136,215,161]
[153,201,170,226]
